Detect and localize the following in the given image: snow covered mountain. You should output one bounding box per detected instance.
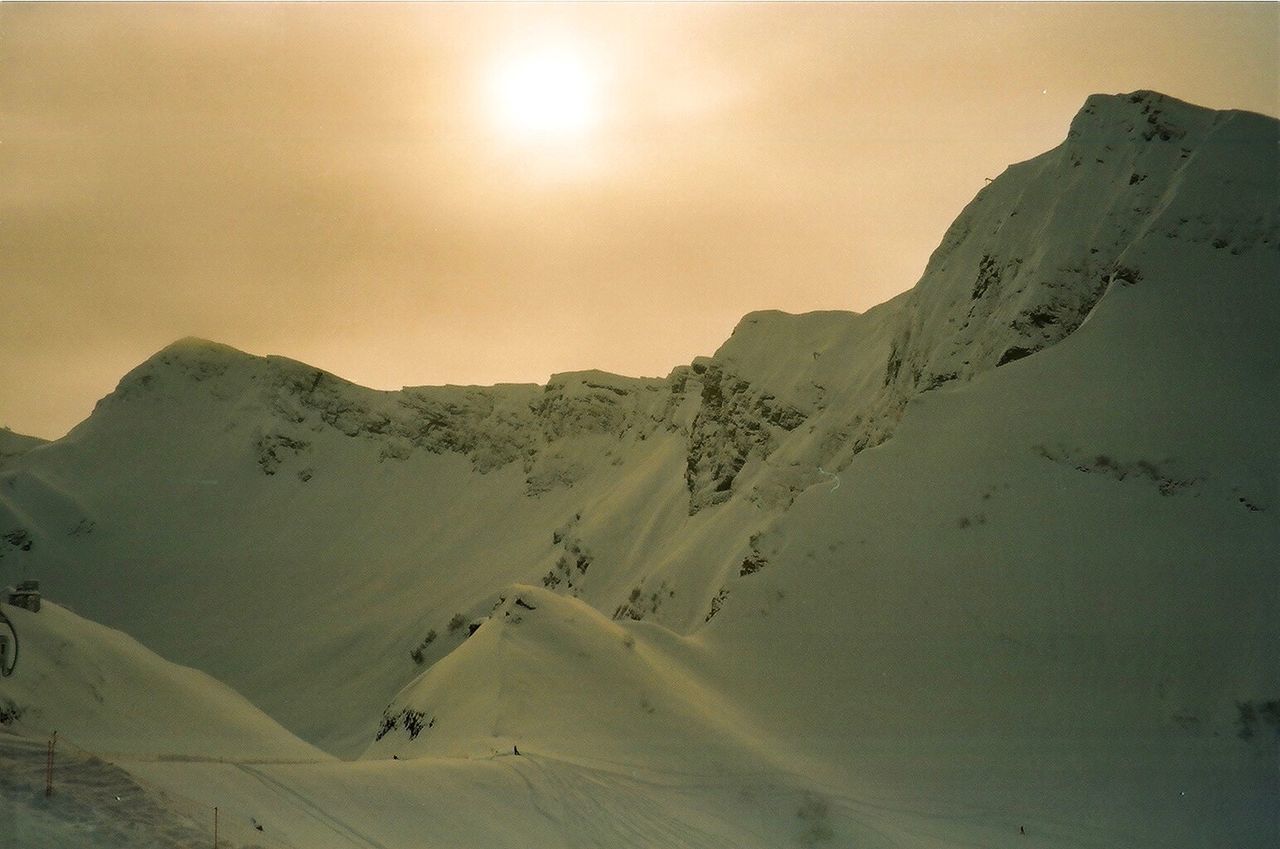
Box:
[0,90,1276,847]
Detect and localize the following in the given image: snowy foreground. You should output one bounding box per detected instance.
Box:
[2,601,1275,848]
[1,91,1278,847]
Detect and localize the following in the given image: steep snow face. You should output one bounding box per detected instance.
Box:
[0,601,325,760]
[688,232,1280,848]
[883,90,1277,390]
[708,239,1280,743]
[703,91,1279,477]
[628,89,1278,641]
[0,91,1275,768]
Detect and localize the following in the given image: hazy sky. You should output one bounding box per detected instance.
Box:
[2,2,1276,439]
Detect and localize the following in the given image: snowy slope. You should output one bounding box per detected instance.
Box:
[0,600,325,761]
[0,428,46,470]
[0,601,327,848]
[365,206,1279,842]
[0,90,1274,847]
[698,231,1280,846]
[353,248,1279,845]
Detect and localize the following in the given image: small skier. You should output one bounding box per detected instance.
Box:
[513,744,520,756]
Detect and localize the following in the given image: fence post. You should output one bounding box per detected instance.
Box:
[45,732,56,797]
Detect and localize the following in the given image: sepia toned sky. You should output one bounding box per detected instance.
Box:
[2,3,1277,439]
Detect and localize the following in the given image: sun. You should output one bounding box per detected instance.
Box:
[489,48,598,142]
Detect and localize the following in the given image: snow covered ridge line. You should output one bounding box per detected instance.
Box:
[81,92,1279,498]
[89,331,813,511]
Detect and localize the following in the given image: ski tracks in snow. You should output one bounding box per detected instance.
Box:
[233,764,390,849]
[510,750,780,845]
[507,754,745,849]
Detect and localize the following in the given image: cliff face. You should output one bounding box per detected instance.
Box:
[1,91,1275,756]
[703,91,1279,482]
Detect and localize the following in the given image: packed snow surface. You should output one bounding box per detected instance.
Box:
[1,90,1276,847]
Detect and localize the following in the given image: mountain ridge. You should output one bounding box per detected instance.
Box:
[1,90,1275,766]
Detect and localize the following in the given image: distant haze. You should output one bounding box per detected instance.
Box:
[2,2,1276,439]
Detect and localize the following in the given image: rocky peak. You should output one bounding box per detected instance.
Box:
[876,90,1278,418]
[672,91,1279,513]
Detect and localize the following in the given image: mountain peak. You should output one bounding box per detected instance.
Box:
[153,336,255,364]
[1064,89,1270,148]
[88,338,266,418]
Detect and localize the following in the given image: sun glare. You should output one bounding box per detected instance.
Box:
[489,48,598,141]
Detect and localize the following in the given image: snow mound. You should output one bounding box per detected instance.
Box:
[364,586,774,771]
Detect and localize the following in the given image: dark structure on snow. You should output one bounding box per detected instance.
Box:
[6,580,41,613]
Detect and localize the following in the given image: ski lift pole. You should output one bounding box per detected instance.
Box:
[214,805,219,848]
